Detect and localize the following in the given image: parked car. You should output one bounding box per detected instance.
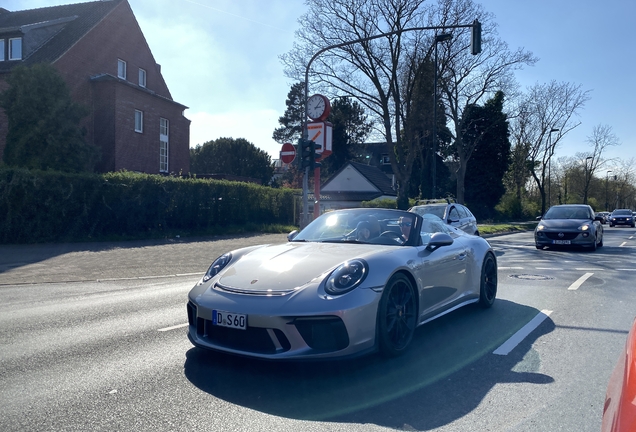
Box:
[408,200,480,235]
[187,208,497,360]
[602,317,636,432]
[609,209,635,227]
[534,204,604,250]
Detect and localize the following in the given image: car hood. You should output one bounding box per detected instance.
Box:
[539,219,589,229]
[217,242,395,292]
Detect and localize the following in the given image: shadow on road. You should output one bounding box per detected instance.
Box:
[183,299,555,427]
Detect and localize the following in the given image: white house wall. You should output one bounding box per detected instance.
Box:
[322,165,380,193]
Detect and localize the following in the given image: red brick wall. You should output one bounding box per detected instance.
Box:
[0,0,190,174]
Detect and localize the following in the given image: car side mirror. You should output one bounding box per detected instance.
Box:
[287,230,298,241]
[426,232,454,251]
[535,215,542,221]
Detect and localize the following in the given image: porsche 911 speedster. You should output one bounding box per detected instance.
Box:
[187,208,497,360]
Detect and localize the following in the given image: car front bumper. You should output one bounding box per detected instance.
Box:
[187,284,382,360]
[534,230,597,248]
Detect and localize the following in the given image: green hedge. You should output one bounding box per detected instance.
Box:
[0,168,298,243]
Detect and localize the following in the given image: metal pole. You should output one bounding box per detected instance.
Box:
[605,170,612,211]
[431,42,437,199]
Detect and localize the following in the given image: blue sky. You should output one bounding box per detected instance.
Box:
[8,0,636,170]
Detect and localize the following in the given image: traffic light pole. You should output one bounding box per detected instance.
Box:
[301,20,481,228]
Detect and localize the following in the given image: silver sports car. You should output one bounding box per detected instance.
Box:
[187,208,497,360]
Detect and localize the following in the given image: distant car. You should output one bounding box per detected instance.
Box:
[534,204,604,250]
[409,200,479,236]
[187,208,497,360]
[602,317,636,432]
[609,209,635,228]
[596,212,610,224]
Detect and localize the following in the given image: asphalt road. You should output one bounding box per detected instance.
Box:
[0,228,635,431]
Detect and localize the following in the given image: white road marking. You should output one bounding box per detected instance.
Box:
[158,323,189,332]
[568,272,594,290]
[498,267,524,270]
[620,242,627,247]
[493,309,553,355]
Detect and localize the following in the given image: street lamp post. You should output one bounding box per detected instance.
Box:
[584,156,593,204]
[547,128,559,207]
[605,170,613,211]
[431,33,452,199]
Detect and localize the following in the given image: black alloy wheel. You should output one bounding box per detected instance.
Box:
[478,253,497,308]
[377,273,417,357]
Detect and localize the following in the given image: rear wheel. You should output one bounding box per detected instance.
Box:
[478,253,497,308]
[377,273,417,357]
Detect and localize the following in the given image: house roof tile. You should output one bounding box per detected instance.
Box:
[0,0,123,73]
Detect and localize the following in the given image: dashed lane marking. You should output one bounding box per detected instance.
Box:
[493,309,553,355]
[568,272,594,290]
[158,323,189,332]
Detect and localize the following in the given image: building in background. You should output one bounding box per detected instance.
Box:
[0,0,190,174]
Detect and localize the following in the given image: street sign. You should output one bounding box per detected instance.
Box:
[306,121,333,158]
[280,142,296,164]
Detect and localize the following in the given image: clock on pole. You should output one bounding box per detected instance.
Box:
[306,94,331,121]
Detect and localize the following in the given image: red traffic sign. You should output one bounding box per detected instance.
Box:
[280,142,296,164]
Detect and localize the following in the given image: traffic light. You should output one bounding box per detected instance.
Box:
[297,138,321,169]
[471,19,481,55]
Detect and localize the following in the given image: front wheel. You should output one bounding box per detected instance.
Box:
[377,273,417,357]
[478,253,497,308]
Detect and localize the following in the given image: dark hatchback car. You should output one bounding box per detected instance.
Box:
[408,200,479,235]
[535,204,604,250]
[609,209,635,227]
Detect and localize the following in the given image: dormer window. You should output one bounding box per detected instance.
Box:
[117,59,126,79]
[138,68,146,87]
[8,37,22,60]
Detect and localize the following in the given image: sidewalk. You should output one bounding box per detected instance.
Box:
[0,233,289,286]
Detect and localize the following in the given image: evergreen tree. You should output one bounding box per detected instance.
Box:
[190,137,274,185]
[320,97,372,178]
[0,64,98,172]
[463,91,511,220]
[272,82,305,145]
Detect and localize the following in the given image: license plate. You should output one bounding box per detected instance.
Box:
[213,310,247,330]
[553,240,571,245]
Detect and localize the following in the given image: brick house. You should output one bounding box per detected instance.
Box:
[0,0,190,174]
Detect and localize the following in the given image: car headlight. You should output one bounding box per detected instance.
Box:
[579,224,590,231]
[202,253,232,282]
[325,259,368,295]
[536,224,545,231]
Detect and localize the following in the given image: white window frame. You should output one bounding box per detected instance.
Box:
[134,110,143,133]
[138,68,146,88]
[9,37,22,60]
[159,118,169,172]
[118,59,127,79]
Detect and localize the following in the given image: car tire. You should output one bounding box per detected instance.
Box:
[478,253,497,308]
[377,273,417,357]
[590,237,597,251]
[598,235,603,247]
[610,224,614,227]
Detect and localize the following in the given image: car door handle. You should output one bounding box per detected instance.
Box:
[457,252,467,260]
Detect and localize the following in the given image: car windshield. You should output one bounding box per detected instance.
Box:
[292,209,419,246]
[544,206,590,219]
[613,210,632,216]
[409,205,446,219]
